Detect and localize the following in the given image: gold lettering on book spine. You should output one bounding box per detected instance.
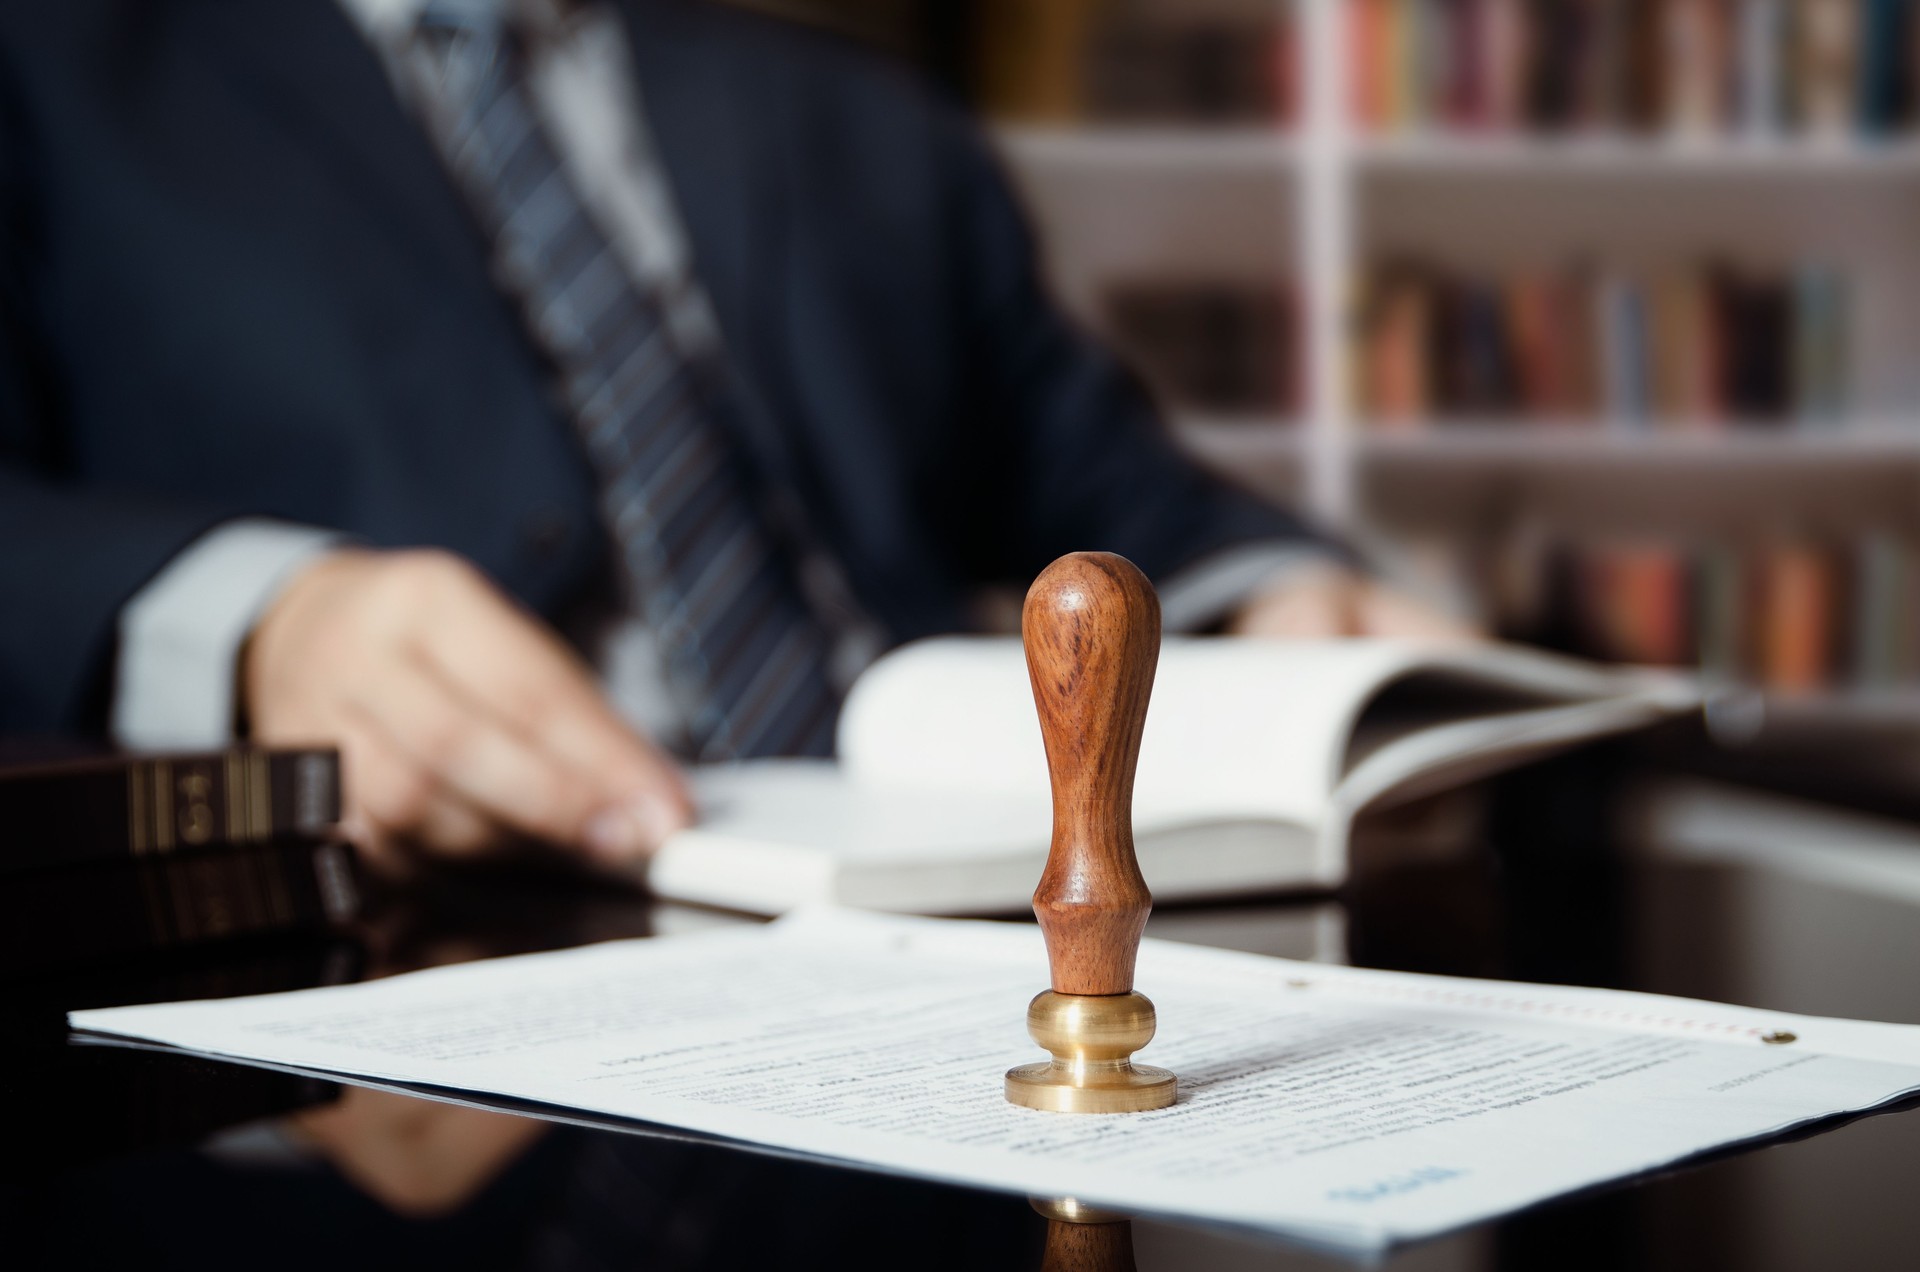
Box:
[179,770,214,845]
[227,751,245,845]
[249,749,271,840]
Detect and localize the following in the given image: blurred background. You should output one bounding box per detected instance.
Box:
[729,0,1920,725]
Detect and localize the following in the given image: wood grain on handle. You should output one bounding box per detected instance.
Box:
[1040,1219,1138,1272]
[1023,552,1161,996]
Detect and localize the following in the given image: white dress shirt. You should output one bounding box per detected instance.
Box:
[110,0,1325,751]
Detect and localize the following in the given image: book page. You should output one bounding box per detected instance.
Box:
[648,761,1057,913]
[839,638,1431,828]
[838,637,1689,832]
[677,761,1051,860]
[72,911,1920,1250]
[1334,696,1674,818]
[652,763,1323,913]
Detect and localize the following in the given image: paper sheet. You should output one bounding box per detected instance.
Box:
[70,911,1920,1249]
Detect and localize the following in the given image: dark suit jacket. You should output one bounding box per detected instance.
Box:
[0,0,1310,732]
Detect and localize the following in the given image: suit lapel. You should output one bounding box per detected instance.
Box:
[618,0,766,364]
[617,0,795,467]
[186,0,491,294]
[186,0,798,465]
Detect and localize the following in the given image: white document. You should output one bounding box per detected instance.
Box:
[70,910,1920,1250]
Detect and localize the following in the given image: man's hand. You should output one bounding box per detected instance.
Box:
[1228,562,1480,641]
[245,548,693,871]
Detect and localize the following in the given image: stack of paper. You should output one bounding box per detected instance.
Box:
[71,911,1920,1250]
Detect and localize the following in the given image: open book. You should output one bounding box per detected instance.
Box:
[646,638,1697,915]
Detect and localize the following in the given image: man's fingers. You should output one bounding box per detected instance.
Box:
[403,558,694,833]
[401,788,498,858]
[245,548,692,866]
[1355,583,1482,643]
[337,723,496,871]
[1230,568,1362,638]
[346,654,621,850]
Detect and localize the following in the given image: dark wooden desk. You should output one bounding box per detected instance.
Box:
[7,758,1920,1271]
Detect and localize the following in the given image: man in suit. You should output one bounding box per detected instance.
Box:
[0,0,1461,869]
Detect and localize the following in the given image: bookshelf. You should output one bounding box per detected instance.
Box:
[989,0,1920,700]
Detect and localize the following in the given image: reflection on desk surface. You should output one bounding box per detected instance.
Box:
[9,785,1920,1271]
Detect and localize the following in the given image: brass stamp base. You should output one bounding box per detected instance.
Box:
[1004,990,1178,1114]
[1005,1059,1178,1113]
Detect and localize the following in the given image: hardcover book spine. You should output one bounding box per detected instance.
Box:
[0,748,340,873]
[1483,0,1528,129]
[1621,0,1664,130]
[1,839,360,977]
[1695,543,1749,686]
[1386,0,1416,129]
[1450,0,1487,128]
[1858,0,1906,134]
[1793,264,1849,425]
[1854,534,1908,690]
[1349,0,1386,128]
[1597,272,1649,428]
[1759,544,1838,692]
[1797,0,1860,136]
[1739,0,1785,134]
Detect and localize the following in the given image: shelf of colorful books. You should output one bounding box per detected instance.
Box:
[996,126,1296,174]
[1340,0,1920,155]
[1350,133,1920,177]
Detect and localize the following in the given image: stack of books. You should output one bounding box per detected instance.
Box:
[1083,19,1295,124]
[0,747,359,976]
[1497,532,1917,691]
[1356,257,1849,427]
[975,0,1293,125]
[1105,281,1298,415]
[1349,0,1920,138]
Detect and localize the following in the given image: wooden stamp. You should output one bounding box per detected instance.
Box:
[1004,552,1178,1115]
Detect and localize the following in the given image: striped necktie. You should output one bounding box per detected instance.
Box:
[410,3,843,759]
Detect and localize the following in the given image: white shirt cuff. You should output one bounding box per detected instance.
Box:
[111,520,345,750]
[1157,543,1344,632]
